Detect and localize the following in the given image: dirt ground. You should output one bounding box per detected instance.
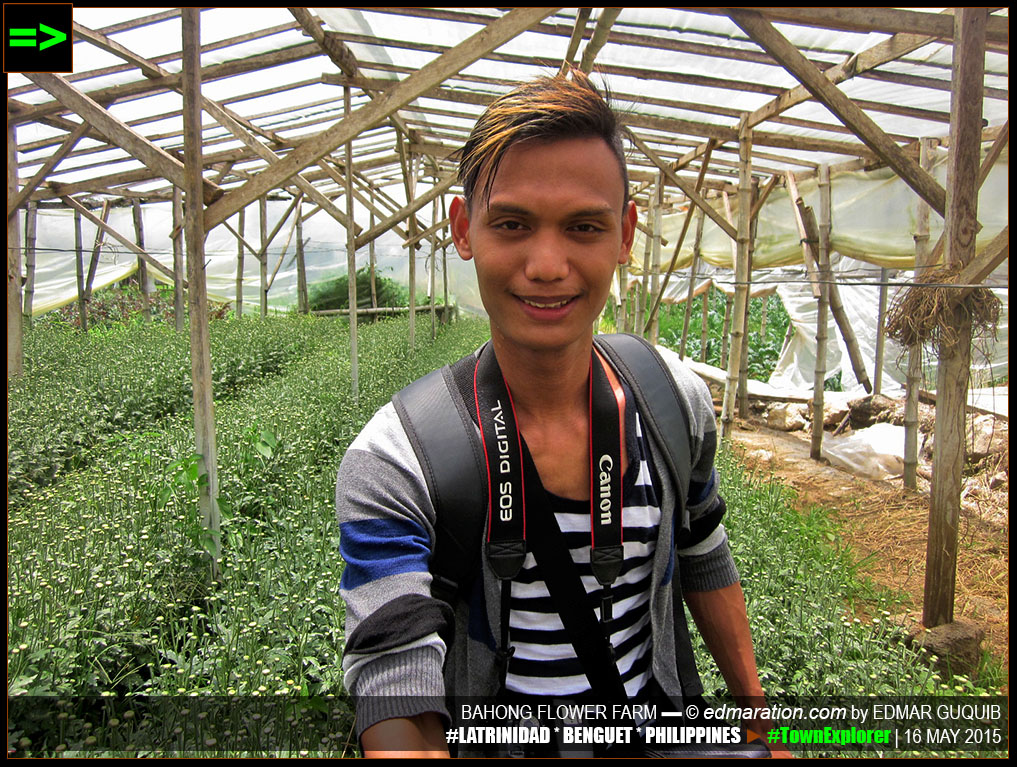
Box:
[726,417,1009,686]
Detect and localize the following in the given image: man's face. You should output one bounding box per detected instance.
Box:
[450,136,637,357]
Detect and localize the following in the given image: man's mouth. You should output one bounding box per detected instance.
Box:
[518,296,575,309]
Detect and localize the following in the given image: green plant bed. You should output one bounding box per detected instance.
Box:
[8,317,491,756]
[307,266,409,311]
[8,315,339,505]
[689,449,1005,757]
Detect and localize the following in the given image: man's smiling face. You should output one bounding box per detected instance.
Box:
[450,136,637,358]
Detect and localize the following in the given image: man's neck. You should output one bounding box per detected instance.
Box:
[489,334,592,423]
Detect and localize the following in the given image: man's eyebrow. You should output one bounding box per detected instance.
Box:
[485,203,616,218]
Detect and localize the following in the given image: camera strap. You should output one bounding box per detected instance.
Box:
[473,342,626,691]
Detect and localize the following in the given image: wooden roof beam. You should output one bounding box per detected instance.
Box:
[692,7,1008,46]
[629,131,737,241]
[8,121,89,218]
[61,194,184,286]
[746,20,949,130]
[559,7,592,73]
[11,41,322,126]
[203,7,561,231]
[354,173,456,251]
[729,9,946,217]
[579,8,622,73]
[25,73,224,205]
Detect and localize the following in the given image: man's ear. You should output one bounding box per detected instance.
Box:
[618,199,637,266]
[449,196,474,261]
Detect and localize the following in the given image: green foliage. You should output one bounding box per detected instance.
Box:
[307,266,409,312]
[8,315,490,755]
[686,449,1004,755]
[7,315,339,505]
[657,287,791,381]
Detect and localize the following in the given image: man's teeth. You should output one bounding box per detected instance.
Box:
[522,298,570,309]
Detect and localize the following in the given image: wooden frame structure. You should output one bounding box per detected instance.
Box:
[7,8,1009,626]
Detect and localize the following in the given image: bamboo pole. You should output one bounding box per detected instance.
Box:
[826,270,873,393]
[345,84,359,402]
[84,200,111,302]
[720,118,752,439]
[430,193,438,341]
[296,204,308,314]
[810,165,832,460]
[636,206,652,337]
[441,194,449,326]
[259,196,268,318]
[369,190,378,310]
[925,8,986,629]
[648,175,663,345]
[700,280,710,364]
[7,120,22,376]
[873,267,890,395]
[235,206,245,317]
[678,207,705,359]
[182,6,219,578]
[738,184,758,418]
[905,139,936,489]
[721,295,732,370]
[132,199,151,322]
[22,198,37,321]
[172,187,185,331]
[74,210,87,331]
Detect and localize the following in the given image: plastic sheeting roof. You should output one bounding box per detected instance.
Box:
[9,8,1010,203]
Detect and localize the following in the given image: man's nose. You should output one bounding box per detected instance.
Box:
[523,230,570,282]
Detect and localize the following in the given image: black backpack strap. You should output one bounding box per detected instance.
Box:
[592,333,704,698]
[391,355,486,606]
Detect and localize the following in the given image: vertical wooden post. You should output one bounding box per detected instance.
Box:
[721,295,732,370]
[234,206,245,317]
[345,84,359,402]
[83,201,110,302]
[369,189,378,311]
[721,117,752,439]
[637,211,651,337]
[811,165,833,461]
[441,194,449,325]
[259,196,268,318]
[132,199,151,322]
[172,187,186,332]
[8,120,24,376]
[873,267,890,395]
[760,294,768,337]
[905,138,936,489]
[648,174,663,345]
[738,185,757,418]
[22,201,37,324]
[409,154,420,348]
[925,8,986,629]
[700,282,710,364]
[679,207,705,359]
[74,210,88,331]
[296,203,308,314]
[182,6,219,577]
[429,194,438,340]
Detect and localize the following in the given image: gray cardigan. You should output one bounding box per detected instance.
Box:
[336,344,739,746]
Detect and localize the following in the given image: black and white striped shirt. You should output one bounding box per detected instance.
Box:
[504,409,660,699]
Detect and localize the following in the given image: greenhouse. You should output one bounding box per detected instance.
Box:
[7,7,1009,757]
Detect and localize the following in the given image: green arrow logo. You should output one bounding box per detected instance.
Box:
[8,23,67,51]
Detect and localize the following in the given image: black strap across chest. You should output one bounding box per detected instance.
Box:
[391,333,702,697]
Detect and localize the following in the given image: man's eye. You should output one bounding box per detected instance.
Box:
[572,223,604,233]
[494,220,525,230]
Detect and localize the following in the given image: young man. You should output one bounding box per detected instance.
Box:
[337,69,779,758]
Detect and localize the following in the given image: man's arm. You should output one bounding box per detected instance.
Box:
[361,713,450,758]
[686,582,792,757]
